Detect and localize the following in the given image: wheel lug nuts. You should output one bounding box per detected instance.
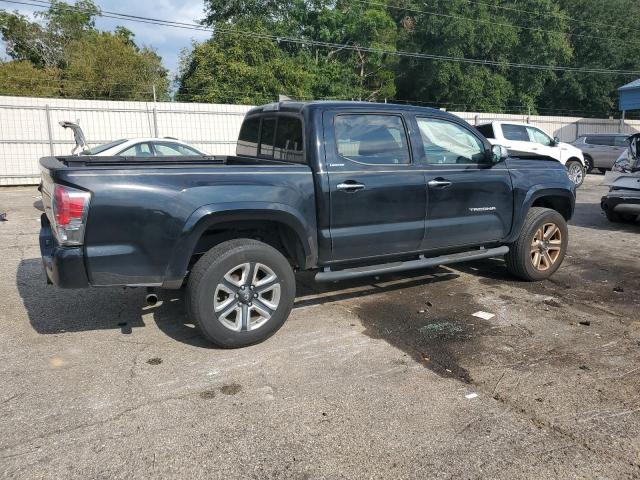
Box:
[254,293,258,298]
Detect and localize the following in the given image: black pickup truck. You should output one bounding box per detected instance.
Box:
[39,101,576,347]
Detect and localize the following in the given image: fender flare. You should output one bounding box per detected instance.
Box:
[162,202,317,288]
[505,186,575,244]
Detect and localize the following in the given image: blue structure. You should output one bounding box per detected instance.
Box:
[619,79,640,113]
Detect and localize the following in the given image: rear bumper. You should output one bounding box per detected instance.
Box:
[601,192,640,215]
[39,214,89,288]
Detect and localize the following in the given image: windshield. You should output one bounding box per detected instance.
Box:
[83,139,128,155]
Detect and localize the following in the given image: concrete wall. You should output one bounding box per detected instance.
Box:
[1,95,639,186]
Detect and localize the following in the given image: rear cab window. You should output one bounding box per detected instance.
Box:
[236,115,305,163]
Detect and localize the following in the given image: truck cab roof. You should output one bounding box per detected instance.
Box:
[246,100,454,119]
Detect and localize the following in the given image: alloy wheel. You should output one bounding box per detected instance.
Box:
[530,222,562,271]
[213,262,281,332]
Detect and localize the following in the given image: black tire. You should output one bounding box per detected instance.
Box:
[566,160,585,187]
[583,155,594,173]
[186,239,296,348]
[505,207,568,281]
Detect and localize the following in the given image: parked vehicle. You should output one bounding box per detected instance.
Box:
[59,120,206,157]
[84,138,206,157]
[476,121,586,187]
[571,133,629,173]
[39,101,576,347]
[601,133,640,223]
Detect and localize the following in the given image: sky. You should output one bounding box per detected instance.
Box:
[0,0,211,76]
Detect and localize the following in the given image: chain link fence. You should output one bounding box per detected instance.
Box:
[1,95,639,186]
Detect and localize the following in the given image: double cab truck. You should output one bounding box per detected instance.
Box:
[39,101,576,347]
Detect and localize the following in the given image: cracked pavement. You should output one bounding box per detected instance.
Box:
[1,175,639,479]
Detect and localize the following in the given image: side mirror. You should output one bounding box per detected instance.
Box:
[553,136,560,146]
[491,144,508,163]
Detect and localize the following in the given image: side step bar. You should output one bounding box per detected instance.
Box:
[315,246,509,282]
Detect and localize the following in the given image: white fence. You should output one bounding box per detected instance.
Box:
[1,95,639,186]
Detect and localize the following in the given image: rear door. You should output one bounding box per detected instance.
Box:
[498,123,537,157]
[414,116,513,250]
[324,111,427,261]
[585,136,614,168]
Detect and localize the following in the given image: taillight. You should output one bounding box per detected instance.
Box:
[52,184,91,246]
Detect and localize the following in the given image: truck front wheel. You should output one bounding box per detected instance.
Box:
[186,239,296,348]
[505,207,568,281]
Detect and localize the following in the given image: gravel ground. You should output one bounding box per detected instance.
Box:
[0,174,639,479]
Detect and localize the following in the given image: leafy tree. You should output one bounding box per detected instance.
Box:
[0,0,98,68]
[179,0,398,103]
[63,32,169,100]
[0,60,61,96]
[540,0,640,116]
[0,0,169,100]
[393,0,572,113]
[177,20,315,104]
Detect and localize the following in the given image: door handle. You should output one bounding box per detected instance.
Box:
[336,181,366,192]
[428,179,452,188]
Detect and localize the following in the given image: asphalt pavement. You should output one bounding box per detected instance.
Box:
[1,174,639,479]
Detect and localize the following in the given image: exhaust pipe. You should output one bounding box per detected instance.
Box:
[145,288,159,306]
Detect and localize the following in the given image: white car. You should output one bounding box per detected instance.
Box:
[476,121,586,187]
[58,121,205,157]
[83,137,206,157]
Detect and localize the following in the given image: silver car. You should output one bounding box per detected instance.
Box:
[571,133,629,172]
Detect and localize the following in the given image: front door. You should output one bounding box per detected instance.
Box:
[324,111,427,262]
[413,116,514,250]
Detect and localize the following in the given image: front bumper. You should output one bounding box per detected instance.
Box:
[39,214,89,288]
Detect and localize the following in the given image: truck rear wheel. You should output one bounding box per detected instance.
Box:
[186,239,296,348]
[505,207,568,281]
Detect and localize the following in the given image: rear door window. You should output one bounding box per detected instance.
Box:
[614,136,630,147]
[119,143,153,157]
[585,136,614,146]
[501,124,530,142]
[153,142,202,156]
[334,114,410,165]
[274,117,304,163]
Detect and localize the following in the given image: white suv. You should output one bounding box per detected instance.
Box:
[476,121,586,187]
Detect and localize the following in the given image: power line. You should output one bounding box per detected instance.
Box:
[3,0,640,76]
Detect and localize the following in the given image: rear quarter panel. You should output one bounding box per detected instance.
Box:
[53,164,315,286]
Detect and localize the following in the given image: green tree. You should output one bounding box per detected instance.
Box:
[0,0,98,68]
[393,0,572,113]
[0,0,169,100]
[177,20,315,104]
[178,0,398,103]
[0,60,61,96]
[63,31,169,100]
[539,0,640,116]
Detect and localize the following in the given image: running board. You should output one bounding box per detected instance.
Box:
[315,246,509,282]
